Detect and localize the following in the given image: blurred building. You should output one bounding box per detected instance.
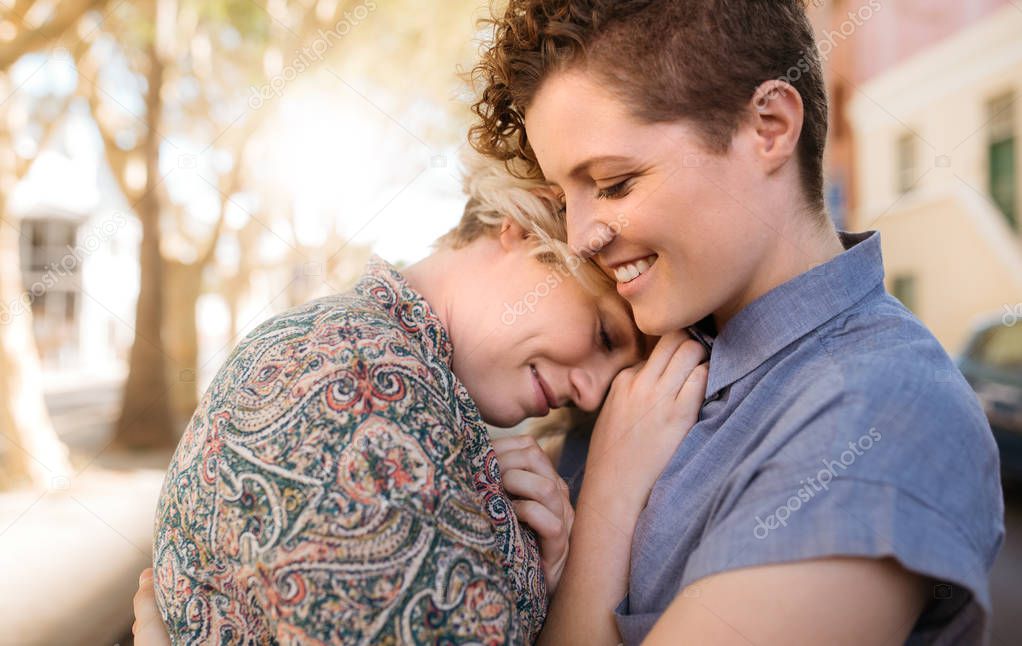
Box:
[17,207,139,379]
[813,0,1022,354]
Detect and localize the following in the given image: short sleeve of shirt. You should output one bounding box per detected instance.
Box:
[684,474,987,607]
[679,368,1004,639]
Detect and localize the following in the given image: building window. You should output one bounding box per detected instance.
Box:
[832,82,848,139]
[896,132,917,195]
[19,218,82,369]
[987,92,1017,229]
[891,274,917,312]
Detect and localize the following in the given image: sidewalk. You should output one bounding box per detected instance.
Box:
[0,460,168,645]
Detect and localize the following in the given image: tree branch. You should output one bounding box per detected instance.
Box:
[0,0,109,72]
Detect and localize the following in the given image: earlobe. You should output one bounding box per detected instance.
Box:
[498,216,530,251]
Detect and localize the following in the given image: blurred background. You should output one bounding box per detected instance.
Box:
[0,0,1018,643]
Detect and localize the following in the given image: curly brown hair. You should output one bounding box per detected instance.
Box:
[469,0,829,213]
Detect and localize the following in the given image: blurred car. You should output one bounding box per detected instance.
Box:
[958,316,1022,480]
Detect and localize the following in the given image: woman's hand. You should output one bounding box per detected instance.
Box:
[584,329,709,518]
[133,568,171,646]
[493,435,574,595]
[535,330,708,645]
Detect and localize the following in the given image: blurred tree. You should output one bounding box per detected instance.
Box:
[0,94,73,489]
[76,0,486,447]
[0,1,109,488]
[1,0,493,479]
[72,0,177,447]
[77,0,393,442]
[0,0,107,69]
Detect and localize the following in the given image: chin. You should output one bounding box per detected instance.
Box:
[634,307,678,337]
[478,404,525,429]
[635,306,705,338]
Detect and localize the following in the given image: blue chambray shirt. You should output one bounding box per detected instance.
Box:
[610,231,1005,644]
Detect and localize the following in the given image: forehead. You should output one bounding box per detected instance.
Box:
[525,73,639,171]
[523,71,700,183]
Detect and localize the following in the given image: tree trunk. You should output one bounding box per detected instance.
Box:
[0,212,73,489]
[111,44,177,448]
[163,259,202,429]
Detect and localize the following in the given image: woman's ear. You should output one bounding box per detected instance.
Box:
[748,80,804,175]
[498,217,531,251]
[529,185,561,203]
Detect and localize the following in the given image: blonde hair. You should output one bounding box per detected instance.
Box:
[438,150,611,293]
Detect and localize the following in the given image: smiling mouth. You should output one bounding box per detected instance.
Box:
[612,255,658,284]
[530,364,558,412]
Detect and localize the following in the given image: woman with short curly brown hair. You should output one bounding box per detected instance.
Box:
[471,1,1003,645]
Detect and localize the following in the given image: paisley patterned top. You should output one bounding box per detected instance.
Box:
[153,256,546,645]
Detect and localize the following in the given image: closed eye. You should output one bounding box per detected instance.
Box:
[596,179,633,200]
[599,319,614,352]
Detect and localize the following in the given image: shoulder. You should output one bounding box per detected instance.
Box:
[191,287,462,467]
[750,291,1003,562]
[781,290,989,439]
[212,289,438,395]
[776,289,997,488]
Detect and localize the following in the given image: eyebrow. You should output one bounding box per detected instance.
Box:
[567,155,636,180]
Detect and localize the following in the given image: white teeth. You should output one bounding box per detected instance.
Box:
[614,265,638,283]
[613,255,658,284]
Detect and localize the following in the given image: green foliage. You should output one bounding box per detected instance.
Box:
[192,0,271,44]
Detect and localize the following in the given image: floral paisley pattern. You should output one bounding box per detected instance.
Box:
[153,256,546,645]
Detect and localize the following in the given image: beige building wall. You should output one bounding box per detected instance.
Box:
[848,3,1022,354]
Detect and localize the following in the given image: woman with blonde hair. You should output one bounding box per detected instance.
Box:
[134,151,708,645]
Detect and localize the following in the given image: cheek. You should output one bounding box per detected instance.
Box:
[533,293,596,355]
[550,333,594,364]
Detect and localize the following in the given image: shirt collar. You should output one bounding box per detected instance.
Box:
[355,255,455,368]
[705,230,885,399]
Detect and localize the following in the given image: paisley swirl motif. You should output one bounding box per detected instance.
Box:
[153,256,546,645]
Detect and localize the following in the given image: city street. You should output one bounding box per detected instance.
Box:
[991,482,1022,644]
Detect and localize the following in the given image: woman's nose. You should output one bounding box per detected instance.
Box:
[569,366,605,412]
[566,203,615,259]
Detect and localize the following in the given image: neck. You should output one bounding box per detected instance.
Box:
[401,241,495,355]
[402,247,458,341]
[713,216,845,330]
